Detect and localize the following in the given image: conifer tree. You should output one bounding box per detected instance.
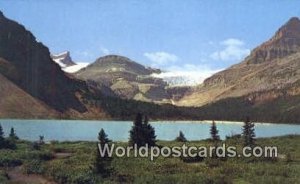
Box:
[129,113,156,147]
[0,124,4,148]
[242,117,255,146]
[95,128,112,177]
[143,115,156,146]
[9,127,19,140]
[175,131,187,142]
[210,121,220,142]
[98,128,110,146]
[129,113,144,147]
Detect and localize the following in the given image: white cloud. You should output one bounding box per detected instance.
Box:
[210,38,250,62]
[152,64,222,86]
[144,52,178,66]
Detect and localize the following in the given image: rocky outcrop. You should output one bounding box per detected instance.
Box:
[176,17,300,112]
[245,17,300,64]
[51,51,76,68]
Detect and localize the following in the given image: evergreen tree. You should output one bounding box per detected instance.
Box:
[9,127,19,140]
[0,124,4,149]
[129,113,156,147]
[129,113,144,147]
[210,121,220,142]
[95,128,112,177]
[39,135,45,145]
[175,131,187,142]
[242,117,255,146]
[98,128,110,146]
[142,115,156,146]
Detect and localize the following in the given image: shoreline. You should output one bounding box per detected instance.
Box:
[0,118,299,126]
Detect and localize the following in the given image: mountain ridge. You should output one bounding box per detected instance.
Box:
[176,17,300,112]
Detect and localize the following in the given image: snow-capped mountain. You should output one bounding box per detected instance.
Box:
[51,51,89,73]
[51,51,76,68]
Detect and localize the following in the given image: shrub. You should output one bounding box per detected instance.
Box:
[23,160,45,174]
[0,170,9,183]
[180,155,204,163]
[31,141,41,150]
[0,153,22,167]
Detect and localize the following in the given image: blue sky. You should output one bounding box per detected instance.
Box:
[1,0,300,79]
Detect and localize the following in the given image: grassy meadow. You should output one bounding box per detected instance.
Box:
[0,135,299,184]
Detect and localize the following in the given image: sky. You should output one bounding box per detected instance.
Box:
[1,0,300,83]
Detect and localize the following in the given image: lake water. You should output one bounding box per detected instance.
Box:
[0,119,300,141]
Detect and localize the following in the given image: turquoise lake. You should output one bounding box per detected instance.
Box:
[0,119,300,141]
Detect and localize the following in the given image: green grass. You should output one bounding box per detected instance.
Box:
[0,135,299,184]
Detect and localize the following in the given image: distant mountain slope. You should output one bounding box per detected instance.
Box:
[1,10,299,123]
[0,71,59,118]
[79,55,161,75]
[177,17,300,108]
[76,55,189,103]
[0,11,199,120]
[50,51,89,73]
[0,11,87,113]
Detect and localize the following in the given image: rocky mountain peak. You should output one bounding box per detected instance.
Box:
[245,17,300,64]
[85,55,160,75]
[270,17,300,43]
[51,51,76,68]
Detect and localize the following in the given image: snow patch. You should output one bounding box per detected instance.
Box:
[152,68,221,86]
[63,62,89,73]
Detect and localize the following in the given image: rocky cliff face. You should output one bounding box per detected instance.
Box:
[0,12,88,113]
[245,17,300,64]
[176,17,300,111]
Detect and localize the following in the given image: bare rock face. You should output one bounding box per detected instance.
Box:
[176,17,300,111]
[51,51,76,68]
[0,11,88,113]
[245,17,300,64]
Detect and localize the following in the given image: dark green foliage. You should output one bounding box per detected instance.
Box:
[210,121,220,142]
[3,139,16,150]
[129,113,143,147]
[0,150,22,167]
[225,134,241,140]
[31,136,45,150]
[23,160,45,174]
[39,135,45,144]
[32,142,41,150]
[142,115,156,147]
[0,170,9,183]
[180,155,203,163]
[175,131,187,142]
[242,117,256,146]
[129,113,156,147]
[95,129,112,177]
[0,124,4,148]
[98,128,111,146]
[1,134,300,184]
[0,124,16,149]
[9,127,19,140]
